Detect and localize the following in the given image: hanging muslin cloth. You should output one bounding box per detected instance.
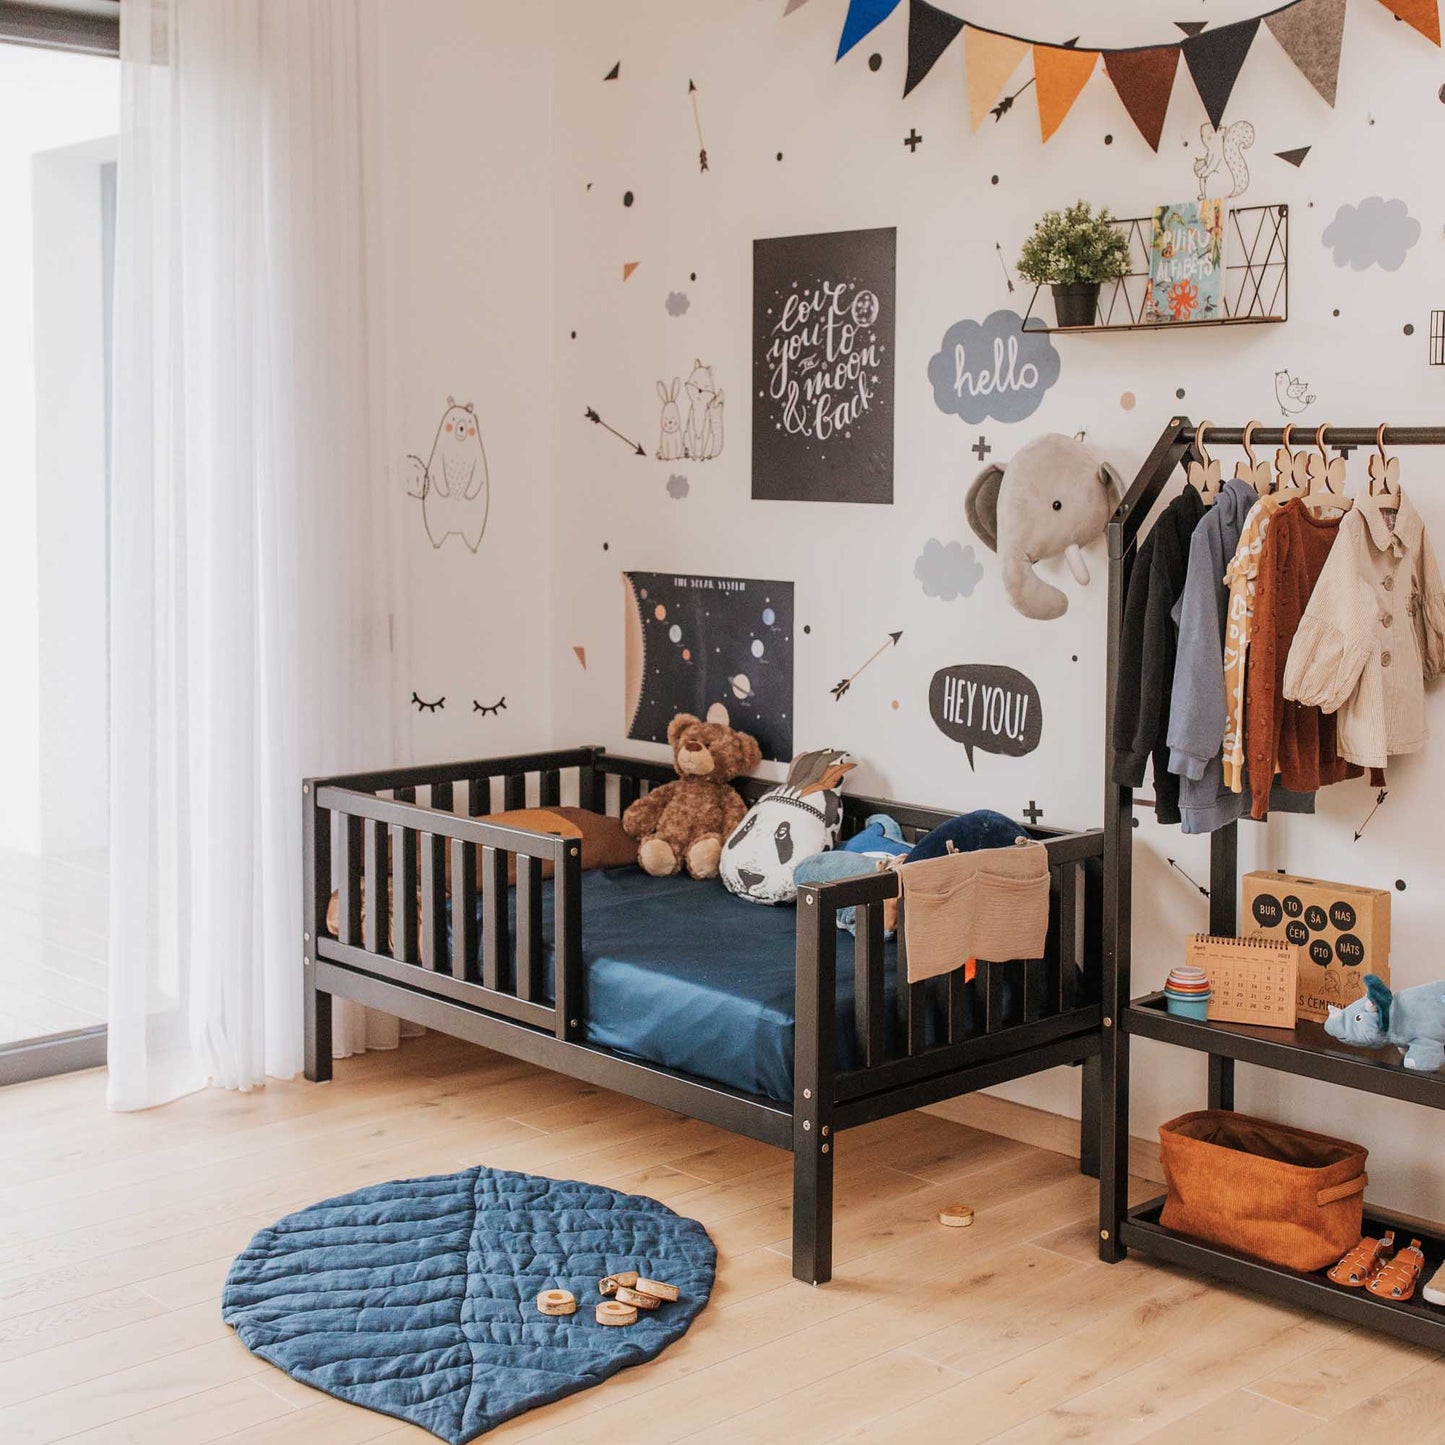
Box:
[897,838,1051,984]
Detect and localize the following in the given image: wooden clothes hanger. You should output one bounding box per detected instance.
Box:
[1272,422,1309,501]
[1234,419,1272,494]
[1304,423,1353,513]
[1368,422,1401,503]
[1188,419,1222,503]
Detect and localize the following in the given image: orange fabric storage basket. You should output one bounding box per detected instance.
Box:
[1158,1111,1368,1272]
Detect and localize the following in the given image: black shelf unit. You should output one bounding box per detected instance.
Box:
[1098,417,1445,1352]
[1022,204,1288,333]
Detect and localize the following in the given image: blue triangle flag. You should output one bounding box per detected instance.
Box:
[836,0,902,59]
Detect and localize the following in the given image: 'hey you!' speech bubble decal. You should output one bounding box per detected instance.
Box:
[929,664,1042,769]
[927,310,1060,425]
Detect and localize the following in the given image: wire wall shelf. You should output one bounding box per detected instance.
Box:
[1022,204,1289,335]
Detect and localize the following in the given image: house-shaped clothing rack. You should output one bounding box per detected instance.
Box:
[1099,418,1445,1351]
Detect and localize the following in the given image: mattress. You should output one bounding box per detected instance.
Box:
[494,866,937,1102]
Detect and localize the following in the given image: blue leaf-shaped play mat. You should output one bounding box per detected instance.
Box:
[223,1165,716,1443]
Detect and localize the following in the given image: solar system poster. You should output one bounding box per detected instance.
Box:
[623,572,794,763]
[752,226,895,506]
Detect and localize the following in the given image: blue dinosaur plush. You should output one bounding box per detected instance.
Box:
[1323,974,1445,1073]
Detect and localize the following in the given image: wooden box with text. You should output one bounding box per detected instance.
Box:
[1241,872,1391,1023]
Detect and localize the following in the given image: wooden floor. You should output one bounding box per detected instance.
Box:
[1,1036,1440,1445]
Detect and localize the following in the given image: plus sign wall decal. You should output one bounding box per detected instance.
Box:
[971,435,992,461]
[1023,800,1043,825]
[903,127,922,152]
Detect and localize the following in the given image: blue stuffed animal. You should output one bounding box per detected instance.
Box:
[1323,974,1445,1073]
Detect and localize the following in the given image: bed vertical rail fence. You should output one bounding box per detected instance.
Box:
[794,889,837,1286]
[1100,415,1190,1262]
[554,842,584,1042]
[303,779,332,1082]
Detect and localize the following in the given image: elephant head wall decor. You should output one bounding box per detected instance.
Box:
[965,433,1122,621]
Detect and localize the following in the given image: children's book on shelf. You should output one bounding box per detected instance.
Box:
[1146,200,1225,323]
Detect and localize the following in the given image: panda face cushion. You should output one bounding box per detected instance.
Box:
[720,749,855,905]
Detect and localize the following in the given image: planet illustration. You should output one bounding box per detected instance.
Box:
[851,290,880,328]
[729,674,754,701]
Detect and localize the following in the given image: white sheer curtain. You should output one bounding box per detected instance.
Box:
[108,0,402,1110]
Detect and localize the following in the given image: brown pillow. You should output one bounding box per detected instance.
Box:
[326,807,636,940]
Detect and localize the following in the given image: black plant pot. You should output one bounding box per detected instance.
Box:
[1051,282,1101,328]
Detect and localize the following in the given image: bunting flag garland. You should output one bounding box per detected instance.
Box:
[904,0,966,95]
[1181,17,1260,128]
[1378,0,1441,43]
[836,0,902,59]
[805,0,1442,145]
[1102,45,1181,151]
[1265,0,1348,103]
[1033,44,1099,141]
[965,29,1029,128]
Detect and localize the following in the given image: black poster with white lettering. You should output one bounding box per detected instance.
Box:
[752,227,895,505]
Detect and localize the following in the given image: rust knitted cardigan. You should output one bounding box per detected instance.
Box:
[1245,501,1362,819]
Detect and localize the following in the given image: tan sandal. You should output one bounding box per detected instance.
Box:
[1366,1239,1426,1301]
[1328,1230,1395,1288]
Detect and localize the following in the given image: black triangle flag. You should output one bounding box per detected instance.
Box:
[904,0,966,95]
[1275,145,1311,166]
[1175,21,1208,36]
[1183,17,1260,128]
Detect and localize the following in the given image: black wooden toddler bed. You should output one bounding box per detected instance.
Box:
[303,747,1107,1284]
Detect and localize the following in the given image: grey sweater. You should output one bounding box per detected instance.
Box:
[1168,477,1313,833]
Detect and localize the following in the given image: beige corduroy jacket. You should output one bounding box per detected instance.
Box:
[1283,492,1445,769]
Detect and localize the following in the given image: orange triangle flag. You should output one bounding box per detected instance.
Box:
[623,262,640,281]
[964,28,1029,129]
[1034,45,1100,142]
[1377,0,1440,44]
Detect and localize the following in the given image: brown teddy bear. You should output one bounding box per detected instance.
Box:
[623,704,761,878]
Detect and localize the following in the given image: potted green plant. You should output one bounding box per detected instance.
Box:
[1017,200,1131,328]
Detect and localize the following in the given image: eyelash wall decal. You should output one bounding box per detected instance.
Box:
[473,697,508,716]
[411,692,445,713]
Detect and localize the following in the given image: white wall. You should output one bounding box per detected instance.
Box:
[0,46,118,854]
[543,2,1445,1213]
[372,0,559,769]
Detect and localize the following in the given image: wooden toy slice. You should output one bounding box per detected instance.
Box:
[614,1286,661,1310]
[938,1204,975,1228]
[598,1276,620,1297]
[596,1300,638,1327]
[612,1270,639,1287]
[634,1277,680,1302]
[536,1289,577,1316]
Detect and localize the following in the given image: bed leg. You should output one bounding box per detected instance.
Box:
[792,1133,834,1286]
[1078,1052,1101,1178]
[792,886,836,1286]
[304,963,333,1083]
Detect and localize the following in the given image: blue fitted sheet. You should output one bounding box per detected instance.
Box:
[495,867,942,1102]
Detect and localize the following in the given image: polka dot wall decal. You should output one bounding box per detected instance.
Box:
[602,542,610,551]
[868,52,882,71]
[1404,323,1415,336]
[803,624,812,635]
[1104,134,1113,145]
[570,330,577,339]
[1175,388,1186,399]
[1396,879,1407,890]
[623,190,634,207]
[1333,309,1340,317]
[1439,82,1445,101]
[689,272,697,281]
[990,174,999,185]
[891,699,900,710]
[1072,654,1079,662]
[776,151,784,161]
[1120,391,1136,411]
